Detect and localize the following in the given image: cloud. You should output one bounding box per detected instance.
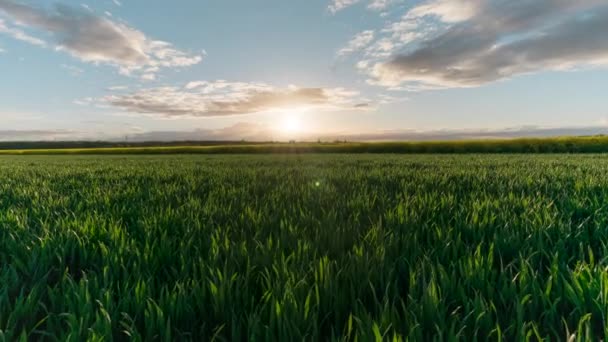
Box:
[3,122,608,143]
[0,129,82,141]
[0,0,202,78]
[329,0,397,13]
[60,63,84,76]
[350,0,608,89]
[106,85,128,91]
[140,73,155,81]
[406,0,480,23]
[367,0,397,11]
[98,80,367,117]
[127,123,274,142]
[330,125,608,142]
[114,124,608,142]
[328,0,360,13]
[377,94,409,104]
[337,30,374,57]
[112,0,122,7]
[0,18,46,46]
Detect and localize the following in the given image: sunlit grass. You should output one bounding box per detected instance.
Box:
[1,154,608,340]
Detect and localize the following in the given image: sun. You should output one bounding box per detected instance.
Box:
[280,115,302,134]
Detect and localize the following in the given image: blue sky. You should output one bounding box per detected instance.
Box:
[1,0,607,141]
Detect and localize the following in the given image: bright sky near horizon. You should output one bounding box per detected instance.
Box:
[1,0,607,141]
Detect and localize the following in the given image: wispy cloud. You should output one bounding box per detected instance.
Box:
[127,123,274,142]
[2,122,608,142]
[329,0,397,13]
[0,18,47,46]
[367,0,398,11]
[337,30,374,57]
[106,85,128,91]
[116,124,608,142]
[346,0,608,89]
[328,0,360,14]
[0,0,203,79]
[332,125,608,142]
[0,129,82,141]
[60,64,84,76]
[96,80,368,117]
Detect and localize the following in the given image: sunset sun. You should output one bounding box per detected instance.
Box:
[279,115,303,134]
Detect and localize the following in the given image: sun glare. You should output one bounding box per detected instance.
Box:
[280,115,302,134]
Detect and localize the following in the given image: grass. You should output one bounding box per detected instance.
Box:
[1,154,608,340]
[3,135,608,154]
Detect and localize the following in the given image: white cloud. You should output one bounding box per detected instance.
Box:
[0,18,46,46]
[112,0,122,7]
[0,1,203,78]
[406,0,480,23]
[329,0,398,13]
[365,37,398,58]
[107,85,128,91]
[337,30,374,57]
[377,94,409,104]
[328,0,360,14]
[0,129,83,141]
[95,80,368,117]
[344,0,608,89]
[367,0,396,11]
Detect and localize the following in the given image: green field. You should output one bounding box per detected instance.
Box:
[2,154,608,340]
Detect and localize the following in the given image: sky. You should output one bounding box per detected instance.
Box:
[1,0,607,141]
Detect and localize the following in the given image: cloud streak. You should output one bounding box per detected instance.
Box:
[328,0,360,13]
[3,124,608,142]
[0,17,46,46]
[331,126,608,142]
[0,129,82,141]
[120,124,608,142]
[350,0,608,89]
[0,0,203,78]
[128,123,274,142]
[329,0,396,13]
[337,30,374,57]
[98,81,367,117]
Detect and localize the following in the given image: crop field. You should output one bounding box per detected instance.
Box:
[2,154,608,340]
